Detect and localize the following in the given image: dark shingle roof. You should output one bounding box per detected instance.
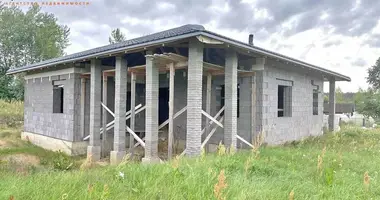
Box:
[7,24,205,74]
[6,24,350,81]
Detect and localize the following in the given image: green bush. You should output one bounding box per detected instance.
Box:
[51,151,73,171]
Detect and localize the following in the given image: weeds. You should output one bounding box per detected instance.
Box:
[51,151,73,171]
[214,169,227,200]
[364,171,370,191]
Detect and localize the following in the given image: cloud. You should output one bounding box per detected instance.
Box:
[364,34,380,48]
[351,58,367,67]
[219,0,380,38]
[26,0,380,92]
[323,40,342,48]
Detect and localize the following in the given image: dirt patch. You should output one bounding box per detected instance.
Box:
[0,139,12,149]
[1,154,40,166]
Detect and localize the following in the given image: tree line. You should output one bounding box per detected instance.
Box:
[0,4,126,101]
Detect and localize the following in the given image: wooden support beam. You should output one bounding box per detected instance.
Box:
[201,117,224,149]
[168,63,175,159]
[236,135,254,149]
[101,102,115,117]
[204,73,212,151]
[126,126,145,148]
[83,104,143,141]
[158,106,187,129]
[202,110,224,128]
[200,106,224,136]
[181,116,224,156]
[102,74,108,157]
[130,72,136,154]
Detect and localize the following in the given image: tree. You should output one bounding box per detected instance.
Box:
[367,58,380,90]
[108,28,126,44]
[335,87,346,103]
[355,88,380,118]
[354,58,380,119]
[324,87,348,103]
[0,5,70,100]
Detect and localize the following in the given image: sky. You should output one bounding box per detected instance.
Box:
[35,0,380,92]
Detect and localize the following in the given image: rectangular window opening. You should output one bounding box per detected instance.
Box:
[313,89,318,115]
[53,85,64,113]
[278,85,292,117]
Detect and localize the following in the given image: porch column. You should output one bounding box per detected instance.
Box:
[110,56,127,165]
[224,49,238,149]
[87,59,102,162]
[129,72,136,154]
[328,78,336,131]
[186,38,204,156]
[80,77,86,139]
[142,51,160,163]
[101,74,108,158]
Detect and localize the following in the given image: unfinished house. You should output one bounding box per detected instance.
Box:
[7,24,350,164]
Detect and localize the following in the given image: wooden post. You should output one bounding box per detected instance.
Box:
[205,73,212,152]
[168,63,175,159]
[80,77,86,138]
[130,72,136,155]
[102,74,108,157]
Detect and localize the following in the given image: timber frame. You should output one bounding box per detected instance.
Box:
[79,44,257,164]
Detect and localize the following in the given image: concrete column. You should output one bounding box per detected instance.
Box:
[186,38,204,156]
[87,59,102,162]
[224,49,238,148]
[80,78,86,139]
[110,56,127,165]
[142,52,160,163]
[239,77,252,148]
[328,79,336,131]
[102,75,109,158]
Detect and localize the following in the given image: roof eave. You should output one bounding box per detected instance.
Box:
[199,32,351,82]
[6,31,203,75]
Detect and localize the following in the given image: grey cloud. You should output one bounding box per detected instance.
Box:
[323,40,342,48]
[35,0,380,53]
[275,44,294,51]
[351,58,367,67]
[364,34,380,48]
[219,0,380,39]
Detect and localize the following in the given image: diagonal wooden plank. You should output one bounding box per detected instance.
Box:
[101,102,115,117]
[201,117,224,149]
[236,135,254,149]
[202,110,223,128]
[83,104,143,141]
[201,106,224,135]
[126,126,145,148]
[158,106,187,129]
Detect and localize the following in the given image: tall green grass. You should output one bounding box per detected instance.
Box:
[0,100,23,127]
[1,126,380,199]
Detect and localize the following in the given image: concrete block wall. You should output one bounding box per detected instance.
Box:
[24,72,80,142]
[260,59,324,144]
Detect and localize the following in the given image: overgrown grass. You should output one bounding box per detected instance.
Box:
[1,126,380,199]
[0,100,23,127]
[0,126,82,174]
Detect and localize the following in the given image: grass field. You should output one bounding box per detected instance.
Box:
[1,124,380,199]
[0,100,379,199]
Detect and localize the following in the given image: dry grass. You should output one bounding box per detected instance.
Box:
[2,154,40,166]
[0,100,23,127]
